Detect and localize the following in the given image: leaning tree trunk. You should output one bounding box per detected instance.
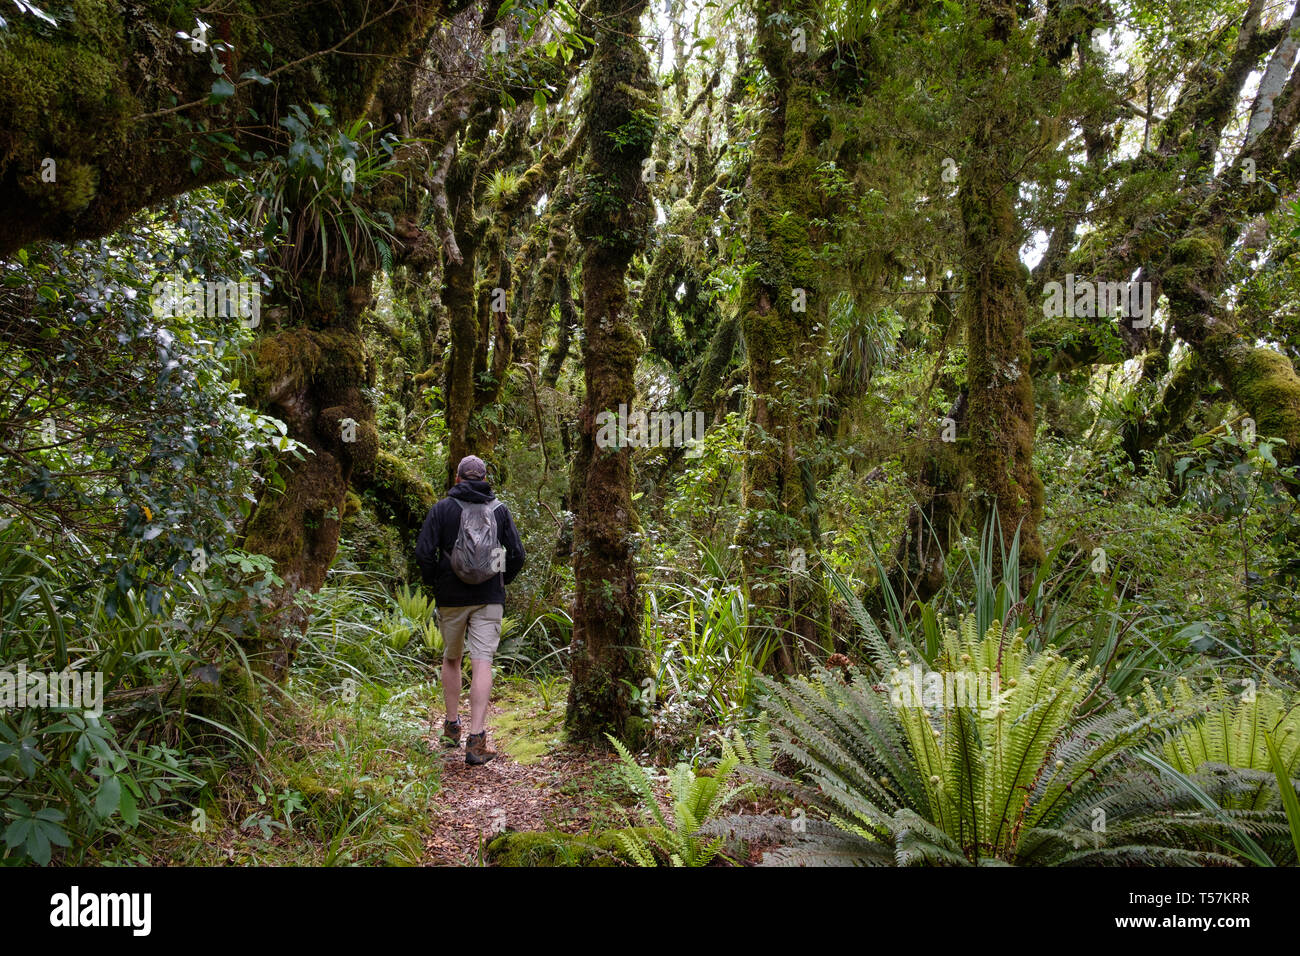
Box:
[564,0,657,746]
[541,270,578,389]
[1165,230,1300,472]
[957,0,1046,571]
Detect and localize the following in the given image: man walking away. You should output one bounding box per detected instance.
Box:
[415,455,525,764]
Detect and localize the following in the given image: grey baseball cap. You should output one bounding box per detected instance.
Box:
[457,455,487,480]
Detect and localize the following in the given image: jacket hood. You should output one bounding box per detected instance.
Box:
[449,479,495,503]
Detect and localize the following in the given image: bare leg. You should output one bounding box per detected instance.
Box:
[469,658,493,734]
[442,655,462,722]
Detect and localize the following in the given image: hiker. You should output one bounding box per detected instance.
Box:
[415,455,525,765]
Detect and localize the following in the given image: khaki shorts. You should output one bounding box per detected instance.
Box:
[437,603,504,662]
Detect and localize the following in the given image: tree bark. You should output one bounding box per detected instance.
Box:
[734,0,834,672]
[958,0,1046,570]
[242,300,377,679]
[564,0,657,746]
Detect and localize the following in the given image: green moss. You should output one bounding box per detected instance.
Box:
[282,769,389,827]
[186,661,263,745]
[0,0,133,171]
[18,158,99,213]
[485,828,659,867]
[249,328,320,405]
[1,0,440,253]
[1165,231,1225,296]
[1170,232,1223,269]
[357,450,435,530]
[1232,346,1300,451]
[486,830,620,866]
[688,312,739,412]
[249,327,371,409]
[342,490,362,519]
[493,709,558,765]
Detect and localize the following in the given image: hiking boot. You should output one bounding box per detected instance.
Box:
[465,731,497,765]
[441,717,462,749]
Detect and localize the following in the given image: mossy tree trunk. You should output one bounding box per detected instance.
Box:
[242,284,378,679]
[541,270,579,389]
[1121,352,1207,469]
[1027,0,1300,482]
[868,393,970,618]
[733,0,831,673]
[957,0,1045,571]
[434,89,580,487]
[1164,232,1300,472]
[564,0,657,746]
[236,35,443,678]
[688,311,740,417]
[521,206,573,376]
[441,109,492,489]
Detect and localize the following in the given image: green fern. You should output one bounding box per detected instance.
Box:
[380,609,413,651]
[1144,677,1300,810]
[419,617,443,654]
[743,615,1260,866]
[1141,677,1300,862]
[605,734,752,867]
[729,713,774,771]
[394,583,433,622]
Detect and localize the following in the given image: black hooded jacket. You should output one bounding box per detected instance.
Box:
[414,479,525,607]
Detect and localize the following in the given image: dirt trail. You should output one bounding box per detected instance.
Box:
[421,687,623,866]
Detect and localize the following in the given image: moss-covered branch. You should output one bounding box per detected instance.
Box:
[353,450,438,530]
[0,0,450,255]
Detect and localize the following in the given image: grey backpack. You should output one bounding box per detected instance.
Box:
[448,499,502,584]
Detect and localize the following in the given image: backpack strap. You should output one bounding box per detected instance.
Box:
[443,497,465,555]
